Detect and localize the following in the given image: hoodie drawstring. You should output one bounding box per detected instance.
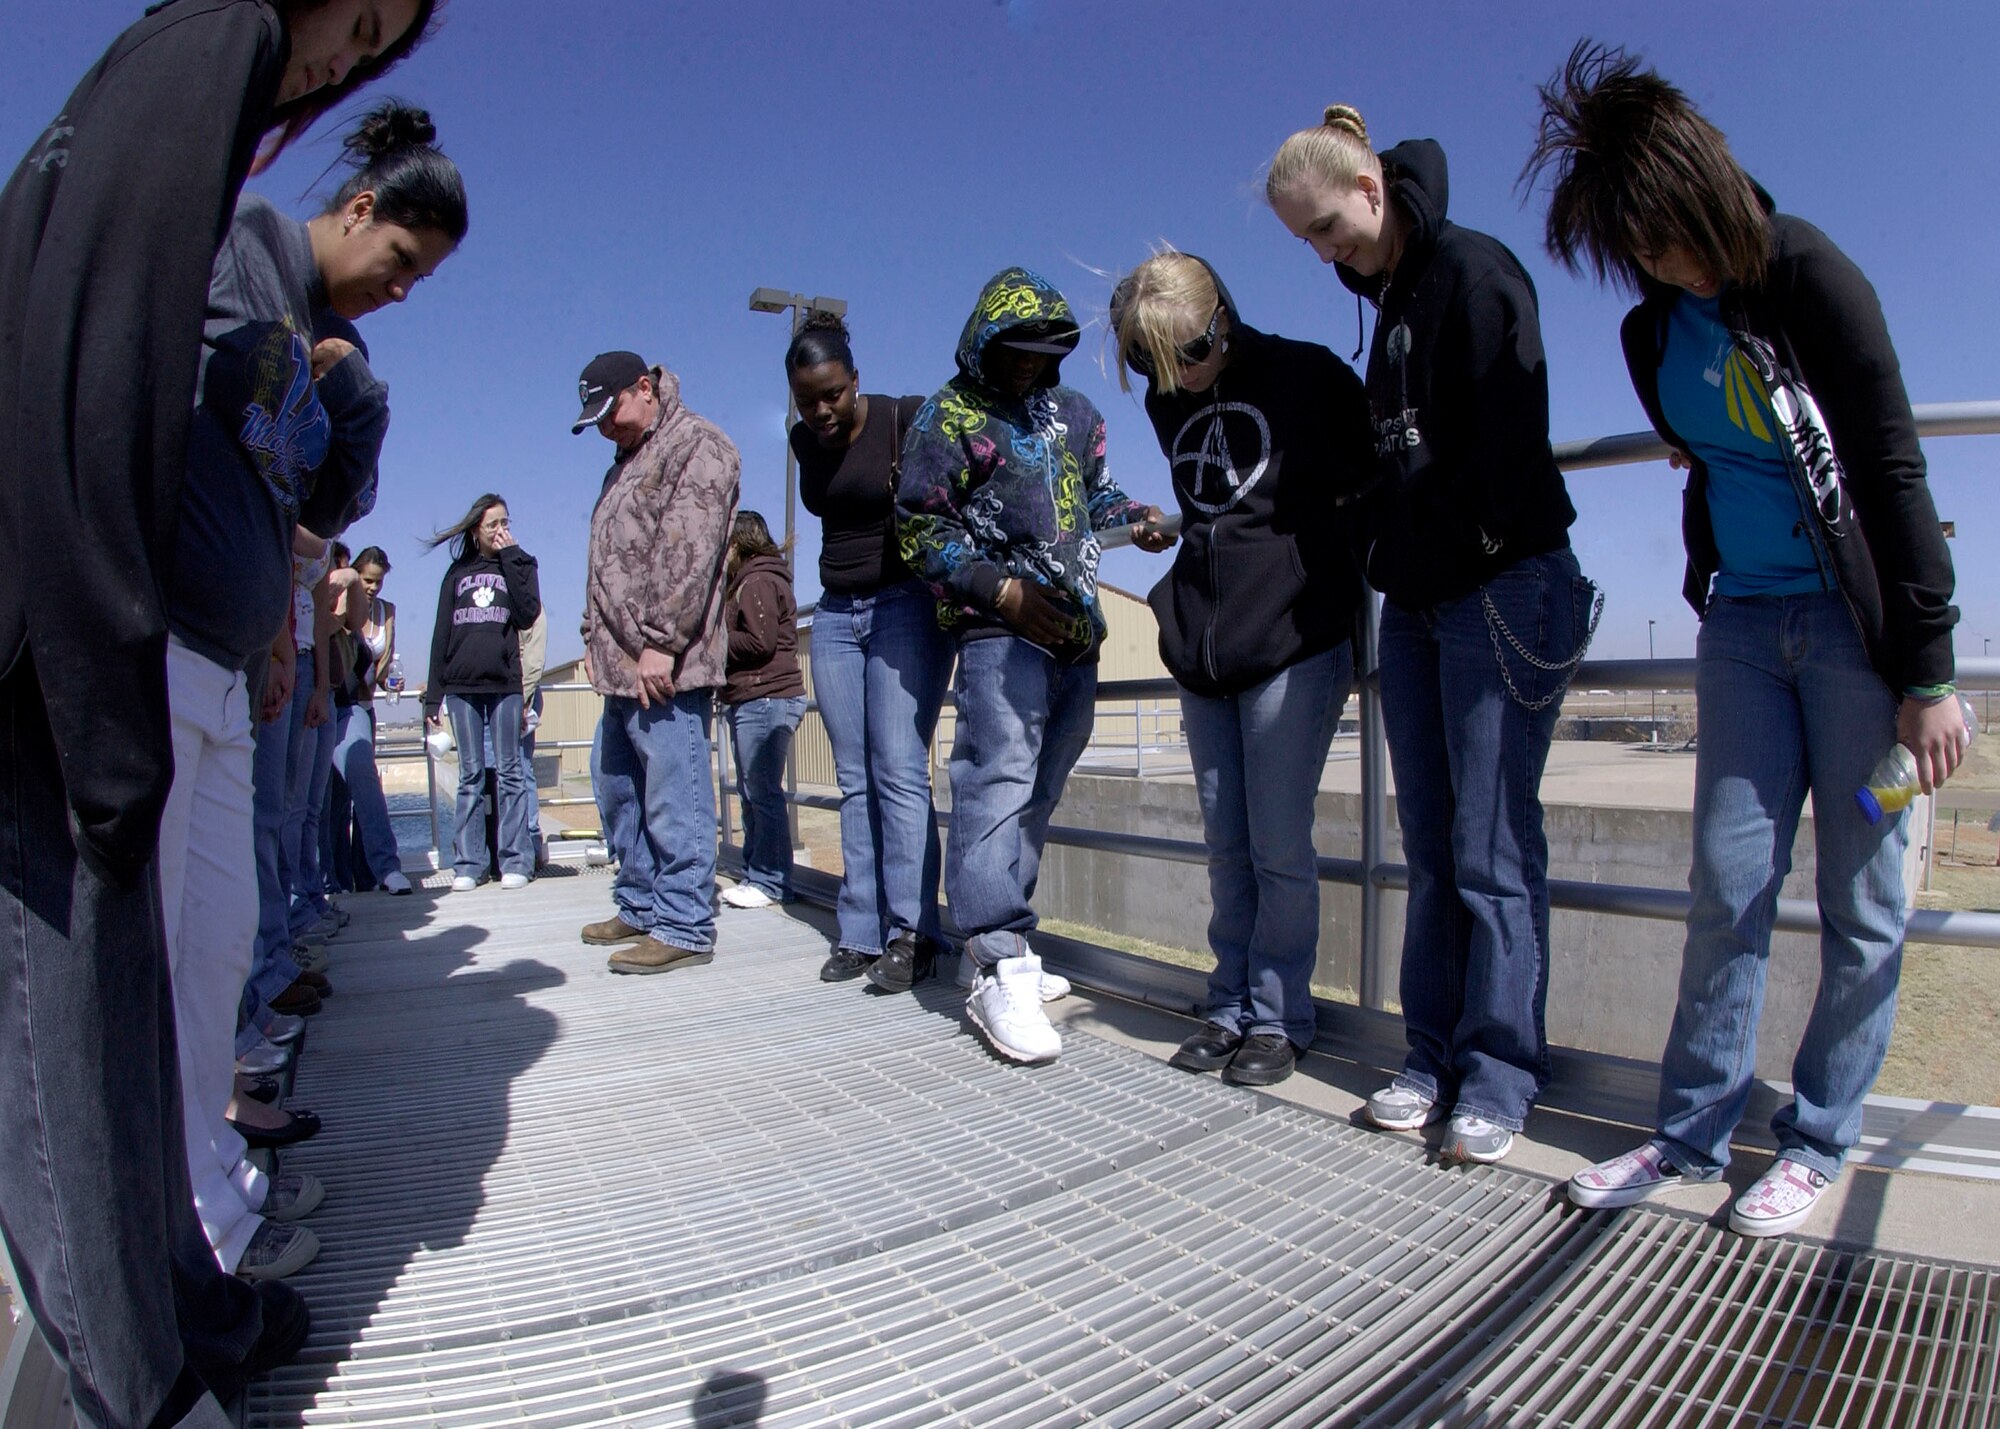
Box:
[1351,291,1366,362]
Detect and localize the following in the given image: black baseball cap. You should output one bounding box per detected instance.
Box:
[572,351,650,434]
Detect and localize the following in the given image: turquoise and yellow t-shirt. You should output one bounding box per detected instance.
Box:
[1658,294,1822,597]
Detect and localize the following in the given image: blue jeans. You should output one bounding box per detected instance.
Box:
[1379,547,1589,1131]
[0,661,262,1427]
[947,635,1097,969]
[594,690,717,950]
[1181,644,1352,1047]
[446,693,532,881]
[245,660,303,1026]
[812,580,954,954]
[330,704,401,884]
[726,695,806,899]
[287,707,337,933]
[1656,592,1906,1182]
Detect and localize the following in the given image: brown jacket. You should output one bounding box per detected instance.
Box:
[722,552,804,705]
[583,369,739,698]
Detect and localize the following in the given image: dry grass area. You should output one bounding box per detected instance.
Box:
[1889,717,2000,1104]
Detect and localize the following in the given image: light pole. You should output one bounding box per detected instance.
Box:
[748,287,848,570]
[1985,637,1992,727]
[1648,618,1657,744]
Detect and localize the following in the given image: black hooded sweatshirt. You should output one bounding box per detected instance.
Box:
[1333,140,1576,609]
[1137,259,1373,697]
[1621,209,1955,694]
[0,0,286,884]
[424,545,542,717]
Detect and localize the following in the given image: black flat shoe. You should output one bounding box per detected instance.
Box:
[240,1076,282,1105]
[229,1109,322,1149]
[819,947,874,982]
[1222,1033,1300,1087]
[1169,1023,1244,1073]
[866,933,935,994]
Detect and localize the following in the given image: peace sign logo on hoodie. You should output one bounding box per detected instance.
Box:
[1170,402,1272,517]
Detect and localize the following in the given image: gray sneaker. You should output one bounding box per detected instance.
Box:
[263,1172,324,1223]
[236,1221,320,1280]
[1364,1086,1443,1131]
[1442,1113,1514,1165]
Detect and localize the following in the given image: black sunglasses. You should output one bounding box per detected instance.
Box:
[1128,303,1223,377]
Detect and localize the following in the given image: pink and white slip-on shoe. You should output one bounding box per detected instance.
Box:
[1728,1158,1831,1238]
[1568,1139,1718,1210]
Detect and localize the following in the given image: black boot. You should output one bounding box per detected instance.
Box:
[866,932,936,993]
[1222,1033,1299,1087]
[1168,1023,1243,1073]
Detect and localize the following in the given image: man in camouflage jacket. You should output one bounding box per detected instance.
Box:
[570,351,739,972]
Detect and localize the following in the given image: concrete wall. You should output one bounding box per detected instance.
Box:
[1018,770,1842,1080]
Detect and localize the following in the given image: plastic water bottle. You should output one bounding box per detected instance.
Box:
[1856,695,1979,825]
[384,654,406,705]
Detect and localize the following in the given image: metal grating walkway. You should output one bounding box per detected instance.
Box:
[245,874,2000,1428]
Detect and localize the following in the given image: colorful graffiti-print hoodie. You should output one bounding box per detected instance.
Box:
[896,267,1149,663]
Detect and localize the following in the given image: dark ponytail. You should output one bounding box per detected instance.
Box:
[320,100,469,243]
[784,309,855,376]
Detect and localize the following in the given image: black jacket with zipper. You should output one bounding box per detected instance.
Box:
[1621,210,1955,694]
[0,0,286,884]
[1332,139,1576,610]
[1139,259,1372,697]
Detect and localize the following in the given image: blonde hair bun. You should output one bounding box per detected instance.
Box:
[1322,104,1369,142]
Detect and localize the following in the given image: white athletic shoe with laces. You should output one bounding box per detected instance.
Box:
[957,951,1069,1002]
[720,884,774,909]
[965,954,1063,1063]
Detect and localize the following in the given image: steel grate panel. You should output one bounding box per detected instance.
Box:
[247,881,2000,1427]
[1378,1210,2000,1428]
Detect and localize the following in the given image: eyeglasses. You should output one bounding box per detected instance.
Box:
[1127,304,1223,377]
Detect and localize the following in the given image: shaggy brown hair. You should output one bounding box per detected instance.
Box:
[1524,40,1770,294]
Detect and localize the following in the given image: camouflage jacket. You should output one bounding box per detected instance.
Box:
[583,369,739,697]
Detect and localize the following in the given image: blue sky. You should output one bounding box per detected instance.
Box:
[7,1,1997,675]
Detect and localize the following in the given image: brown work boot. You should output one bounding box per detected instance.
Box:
[606,937,715,976]
[580,914,648,946]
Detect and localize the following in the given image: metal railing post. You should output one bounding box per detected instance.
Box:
[717,714,736,851]
[1357,594,1391,1012]
[424,738,443,864]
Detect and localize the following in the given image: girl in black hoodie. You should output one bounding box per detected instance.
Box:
[424,493,543,891]
[1530,43,1964,1239]
[1110,249,1373,1088]
[1267,105,1597,1165]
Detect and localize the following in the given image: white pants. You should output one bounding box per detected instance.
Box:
[160,639,268,1271]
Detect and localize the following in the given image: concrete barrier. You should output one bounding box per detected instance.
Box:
[1013,770,1846,1079]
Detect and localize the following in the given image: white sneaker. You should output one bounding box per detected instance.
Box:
[720,884,774,909]
[965,954,1062,1064]
[379,871,413,895]
[499,872,530,890]
[451,875,478,892]
[957,952,1070,1002]
[236,1039,290,1076]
